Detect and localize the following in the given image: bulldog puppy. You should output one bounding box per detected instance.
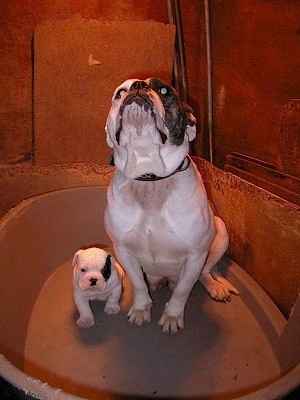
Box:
[105,78,239,334]
[72,247,124,328]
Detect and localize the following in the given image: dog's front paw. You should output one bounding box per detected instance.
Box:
[127,306,151,326]
[76,315,95,329]
[104,302,121,315]
[158,313,184,335]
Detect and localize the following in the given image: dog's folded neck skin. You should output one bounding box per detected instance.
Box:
[135,156,191,181]
[109,154,191,181]
[105,78,196,180]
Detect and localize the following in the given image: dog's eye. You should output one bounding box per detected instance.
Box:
[158,86,168,95]
[115,88,127,99]
[81,268,86,272]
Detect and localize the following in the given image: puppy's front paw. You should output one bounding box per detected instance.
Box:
[127,306,151,326]
[104,302,121,315]
[158,313,184,335]
[76,315,95,328]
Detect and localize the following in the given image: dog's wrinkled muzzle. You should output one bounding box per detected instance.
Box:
[116,80,167,145]
[121,80,153,112]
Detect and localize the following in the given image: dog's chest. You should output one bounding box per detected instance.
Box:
[123,179,174,210]
[105,165,216,272]
[86,291,108,301]
[106,177,203,267]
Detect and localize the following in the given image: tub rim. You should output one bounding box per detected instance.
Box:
[1,354,299,400]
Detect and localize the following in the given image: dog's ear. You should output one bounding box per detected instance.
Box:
[183,103,196,142]
[72,250,83,267]
[186,124,196,142]
[105,125,114,148]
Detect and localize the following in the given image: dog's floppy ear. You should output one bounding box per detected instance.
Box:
[183,103,196,142]
[105,125,114,148]
[72,250,83,267]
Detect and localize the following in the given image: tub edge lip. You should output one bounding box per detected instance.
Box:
[0,354,83,400]
[1,354,299,400]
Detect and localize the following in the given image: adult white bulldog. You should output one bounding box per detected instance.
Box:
[104,78,238,334]
[72,247,124,328]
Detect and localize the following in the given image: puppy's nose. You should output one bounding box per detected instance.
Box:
[130,80,149,91]
[90,278,97,286]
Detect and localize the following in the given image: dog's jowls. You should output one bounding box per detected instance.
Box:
[104,78,238,334]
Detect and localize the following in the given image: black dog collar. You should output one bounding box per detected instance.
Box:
[108,155,191,182]
[135,156,191,181]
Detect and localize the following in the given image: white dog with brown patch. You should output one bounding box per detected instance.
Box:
[104,78,238,334]
[72,247,124,328]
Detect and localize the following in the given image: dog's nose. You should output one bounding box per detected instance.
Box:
[90,278,97,286]
[130,80,149,91]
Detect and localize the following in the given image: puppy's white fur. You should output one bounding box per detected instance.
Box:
[72,247,124,328]
[105,78,238,334]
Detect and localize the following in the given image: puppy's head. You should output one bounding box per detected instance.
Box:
[72,248,113,291]
[105,78,196,179]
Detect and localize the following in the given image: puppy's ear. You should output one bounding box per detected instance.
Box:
[72,250,83,267]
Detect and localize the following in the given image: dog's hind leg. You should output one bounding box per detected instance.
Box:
[199,216,239,301]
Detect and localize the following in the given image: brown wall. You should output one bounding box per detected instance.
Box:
[0,0,299,174]
[207,0,300,168]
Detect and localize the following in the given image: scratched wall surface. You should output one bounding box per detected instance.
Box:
[34,19,175,166]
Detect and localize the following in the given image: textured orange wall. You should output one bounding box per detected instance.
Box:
[33,19,175,165]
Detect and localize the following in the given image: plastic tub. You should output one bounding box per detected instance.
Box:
[0,186,299,399]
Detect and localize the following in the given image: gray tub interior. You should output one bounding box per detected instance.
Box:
[0,186,299,400]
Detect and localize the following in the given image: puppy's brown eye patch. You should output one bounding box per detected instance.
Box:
[81,268,86,272]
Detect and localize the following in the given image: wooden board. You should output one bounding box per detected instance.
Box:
[278,99,300,178]
[225,152,300,206]
[34,18,175,166]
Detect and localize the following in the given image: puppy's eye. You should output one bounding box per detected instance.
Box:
[81,268,86,272]
[115,88,127,99]
[158,86,168,95]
